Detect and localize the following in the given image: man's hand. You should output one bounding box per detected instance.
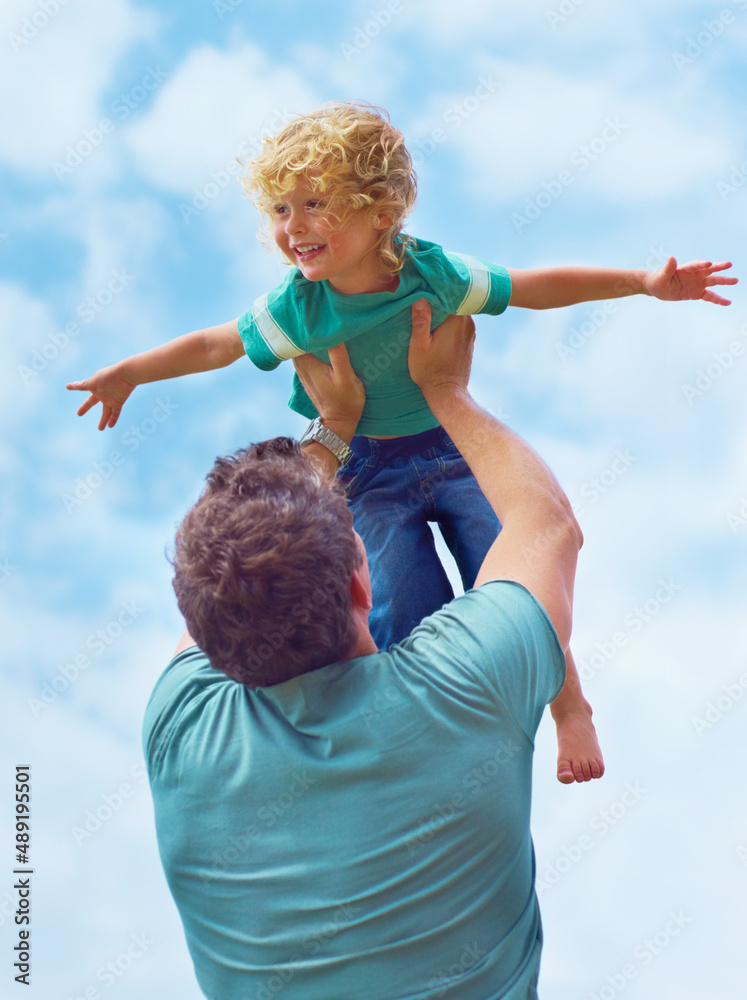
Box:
[66,366,137,430]
[293,345,365,481]
[407,300,475,399]
[644,257,737,306]
[293,344,365,442]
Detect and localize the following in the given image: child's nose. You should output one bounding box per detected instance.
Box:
[286,208,307,234]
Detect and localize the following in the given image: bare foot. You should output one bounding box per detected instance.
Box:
[555,710,605,784]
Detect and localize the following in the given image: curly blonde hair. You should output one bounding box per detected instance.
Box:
[242,102,417,276]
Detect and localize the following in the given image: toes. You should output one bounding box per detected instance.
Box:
[557,756,606,783]
[590,758,605,779]
[557,759,575,784]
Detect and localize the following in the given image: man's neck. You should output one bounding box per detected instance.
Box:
[346,629,378,660]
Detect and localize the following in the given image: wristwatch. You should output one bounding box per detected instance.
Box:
[299,417,353,466]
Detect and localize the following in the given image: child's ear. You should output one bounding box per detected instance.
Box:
[372,211,392,231]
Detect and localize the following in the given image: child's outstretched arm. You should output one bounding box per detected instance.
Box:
[507,258,737,310]
[66,319,244,430]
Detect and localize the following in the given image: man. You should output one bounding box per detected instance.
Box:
[143,302,583,999]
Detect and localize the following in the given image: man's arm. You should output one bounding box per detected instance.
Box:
[408,301,582,650]
[507,258,737,310]
[67,319,244,430]
[292,344,365,483]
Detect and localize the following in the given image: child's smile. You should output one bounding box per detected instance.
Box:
[291,242,327,264]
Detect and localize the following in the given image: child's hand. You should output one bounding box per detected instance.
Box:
[66,366,137,430]
[644,257,737,306]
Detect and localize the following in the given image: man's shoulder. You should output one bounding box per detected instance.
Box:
[396,580,564,686]
[412,580,558,641]
[395,581,566,737]
[142,645,228,766]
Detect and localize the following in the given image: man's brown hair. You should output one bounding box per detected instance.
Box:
[172,438,362,687]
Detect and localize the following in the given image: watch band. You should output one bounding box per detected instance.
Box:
[299,417,353,467]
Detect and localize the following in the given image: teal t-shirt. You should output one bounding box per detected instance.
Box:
[238,237,512,436]
[143,581,564,1000]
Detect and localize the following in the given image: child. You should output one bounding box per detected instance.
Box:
[68,102,736,783]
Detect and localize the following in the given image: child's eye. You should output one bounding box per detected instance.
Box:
[307,200,325,211]
[273,204,287,214]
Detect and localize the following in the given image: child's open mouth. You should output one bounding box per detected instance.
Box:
[293,244,326,262]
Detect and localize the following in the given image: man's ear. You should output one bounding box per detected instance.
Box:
[350,566,373,612]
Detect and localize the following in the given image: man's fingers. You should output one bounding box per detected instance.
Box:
[410,299,432,346]
[292,352,322,379]
[326,343,351,370]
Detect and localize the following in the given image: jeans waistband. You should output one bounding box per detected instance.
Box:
[349,426,448,462]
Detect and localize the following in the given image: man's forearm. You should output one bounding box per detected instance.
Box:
[426,385,579,539]
[508,266,650,310]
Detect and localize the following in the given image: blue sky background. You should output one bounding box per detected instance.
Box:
[1,1,746,997]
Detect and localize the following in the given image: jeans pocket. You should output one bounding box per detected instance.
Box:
[336,454,376,499]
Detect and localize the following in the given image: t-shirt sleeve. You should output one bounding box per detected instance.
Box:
[401,580,565,741]
[142,646,233,777]
[237,279,307,371]
[443,251,512,317]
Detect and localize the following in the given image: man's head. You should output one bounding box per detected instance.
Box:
[171,439,363,687]
[243,102,417,278]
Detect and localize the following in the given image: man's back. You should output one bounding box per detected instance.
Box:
[144,580,564,1000]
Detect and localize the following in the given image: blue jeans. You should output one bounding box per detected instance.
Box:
[337,426,502,648]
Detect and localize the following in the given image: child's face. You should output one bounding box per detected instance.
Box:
[272,180,391,295]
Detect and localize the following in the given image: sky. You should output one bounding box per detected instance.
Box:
[1,0,746,997]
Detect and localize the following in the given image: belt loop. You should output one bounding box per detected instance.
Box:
[369,436,380,468]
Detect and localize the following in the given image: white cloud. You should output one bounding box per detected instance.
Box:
[438,57,736,202]
[0,281,54,417]
[123,41,318,193]
[0,0,159,173]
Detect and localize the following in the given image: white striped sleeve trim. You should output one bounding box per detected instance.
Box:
[252,292,304,361]
[446,252,493,315]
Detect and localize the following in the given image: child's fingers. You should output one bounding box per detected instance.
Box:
[76,394,99,417]
[702,291,732,306]
[681,259,711,270]
[99,405,120,431]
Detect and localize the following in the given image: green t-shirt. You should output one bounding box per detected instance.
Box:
[238,237,512,436]
[143,581,564,1000]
